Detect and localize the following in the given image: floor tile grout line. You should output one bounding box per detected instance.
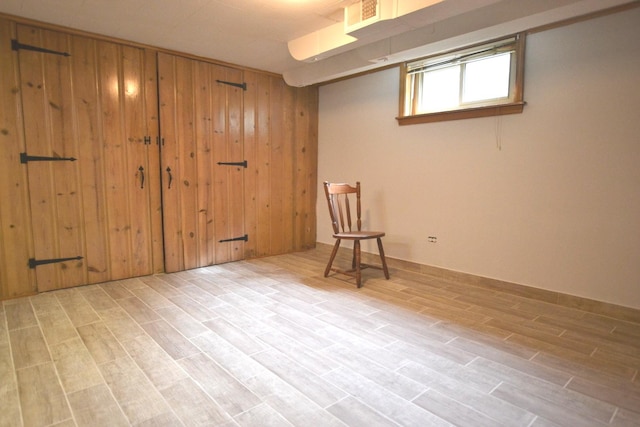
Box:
[101,284,207,426]
[3,302,26,427]
[64,286,137,426]
[526,415,539,427]
[80,283,187,426]
[191,324,326,425]
[212,268,448,424]
[609,406,620,424]
[143,276,299,424]
[319,363,432,423]
[5,251,640,426]
[29,294,80,427]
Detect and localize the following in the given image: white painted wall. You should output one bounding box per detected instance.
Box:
[317,8,640,309]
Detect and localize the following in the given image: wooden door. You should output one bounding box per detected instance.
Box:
[158,53,245,273]
[16,25,158,291]
[0,19,35,298]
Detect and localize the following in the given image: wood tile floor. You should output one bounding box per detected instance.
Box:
[2,247,640,426]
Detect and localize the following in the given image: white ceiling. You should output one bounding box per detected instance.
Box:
[1,0,351,73]
[1,0,637,86]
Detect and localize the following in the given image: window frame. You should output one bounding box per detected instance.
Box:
[397,33,526,125]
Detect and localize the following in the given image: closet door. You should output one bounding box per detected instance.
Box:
[158,53,245,273]
[16,25,157,291]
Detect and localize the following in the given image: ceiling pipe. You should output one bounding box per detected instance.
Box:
[283,0,636,87]
[287,0,462,62]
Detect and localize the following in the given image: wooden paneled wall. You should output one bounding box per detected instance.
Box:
[15,25,163,292]
[244,71,318,259]
[0,19,35,298]
[0,16,318,299]
[158,53,247,272]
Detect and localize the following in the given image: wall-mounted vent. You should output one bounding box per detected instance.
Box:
[361,0,379,21]
[344,0,381,34]
[344,0,400,37]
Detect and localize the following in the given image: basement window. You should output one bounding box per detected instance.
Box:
[397,34,526,125]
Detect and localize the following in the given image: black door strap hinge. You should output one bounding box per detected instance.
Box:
[216,79,247,91]
[20,152,77,164]
[11,39,70,57]
[217,160,247,168]
[219,234,248,243]
[29,256,83,269]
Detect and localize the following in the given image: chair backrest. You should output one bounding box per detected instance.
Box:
[324,181,362,234]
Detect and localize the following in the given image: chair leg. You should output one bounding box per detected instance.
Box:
[351,245,357,269]
[377,237,390,279]
[354,240,362,288]
[325,239,341,277]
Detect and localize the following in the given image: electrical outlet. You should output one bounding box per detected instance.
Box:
[428,236,437,243]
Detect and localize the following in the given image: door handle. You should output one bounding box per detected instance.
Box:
[166,167,173,189]
[138,166,144,189]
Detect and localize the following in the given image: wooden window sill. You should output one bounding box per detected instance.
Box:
[396,102,525,126]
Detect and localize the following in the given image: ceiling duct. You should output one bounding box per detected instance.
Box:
[284,0,637,86]
[287,0,445,63]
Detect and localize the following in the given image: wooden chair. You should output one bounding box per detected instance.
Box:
[323,181,390,288]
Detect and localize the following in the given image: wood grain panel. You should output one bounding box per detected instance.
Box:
[121,44,154,278]
[17,25,82,290]
[0,18,35,299]
[295,86,319,250]
[194,59,213,268]
[39,28,85,289]
[218,67,245,264]
[2,16,317,298]
[143,49,165,275]
[11,25,158,293]
[243,71,319,258]
[100,40,130,279]
[254,72,273,257]
[175,55,199,271]
[158,53,191,272]
[156,52,182,272]
[71,35,110,284]
[281,83,296,252]
[242,71,259,259]
[269,77,285,255]
[158,53,246,272]
[99,41,156,280]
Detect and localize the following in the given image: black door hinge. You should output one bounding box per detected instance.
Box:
[216,79,247,91]
[219,234,248,243]
[29,256,83,269]
[20,152,77,164]
[12,39,70,57]
[217,160,247,168]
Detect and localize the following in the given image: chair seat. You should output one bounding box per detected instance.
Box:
[333,231,385,240]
